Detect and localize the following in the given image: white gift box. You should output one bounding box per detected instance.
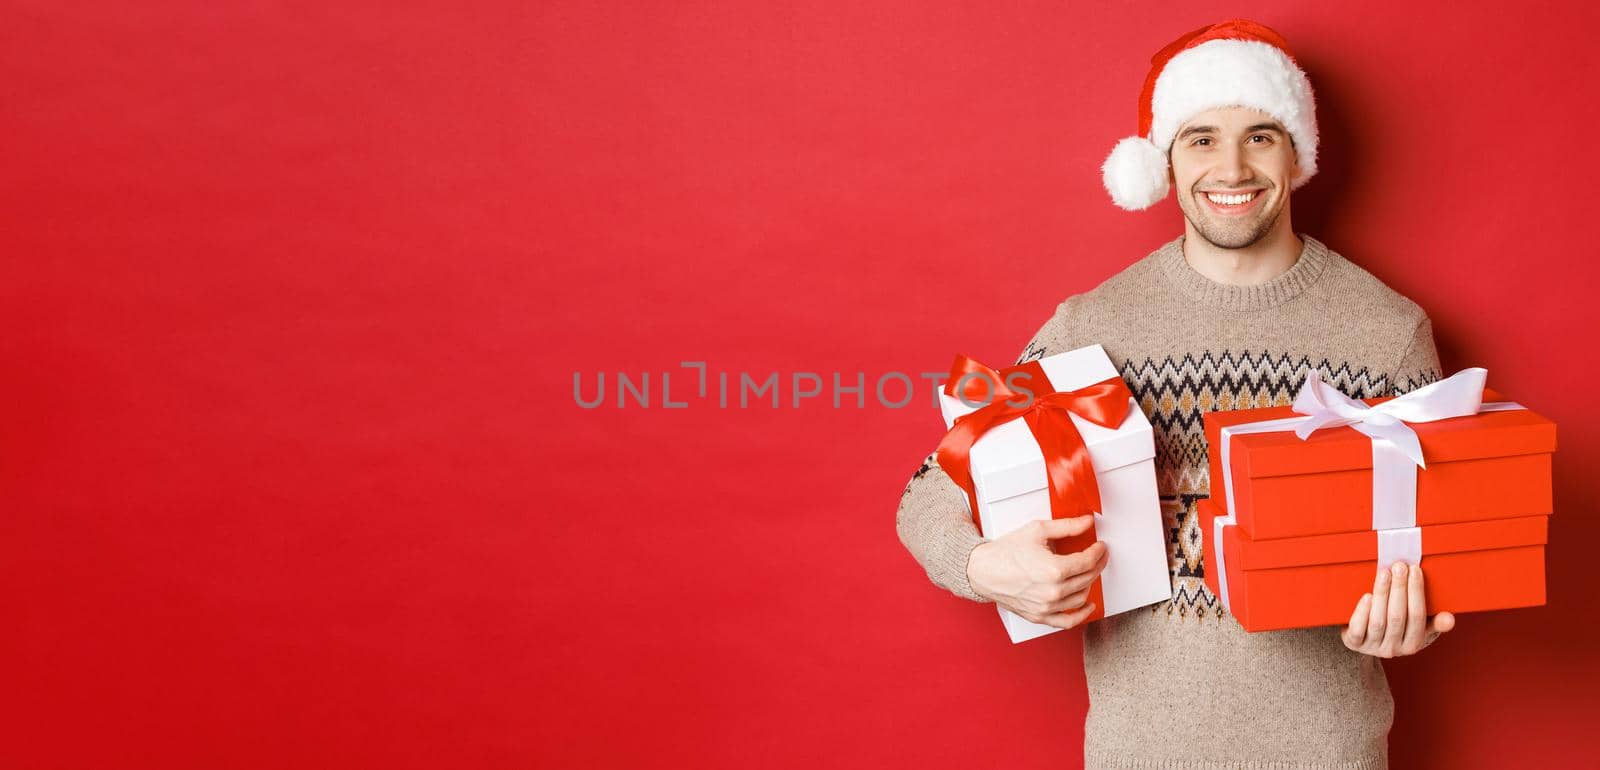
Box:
[939,343,1172,643]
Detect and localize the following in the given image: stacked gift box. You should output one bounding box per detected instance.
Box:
[1198,368,1557,632]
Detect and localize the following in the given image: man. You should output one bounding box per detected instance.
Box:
[895,19,1455,769]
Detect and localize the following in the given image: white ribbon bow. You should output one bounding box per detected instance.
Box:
[1289,367,1490,470]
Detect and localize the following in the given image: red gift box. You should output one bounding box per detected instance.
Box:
[1203,386,1556,541]
[1198,368,1556,631]
[1198,497,1547,631]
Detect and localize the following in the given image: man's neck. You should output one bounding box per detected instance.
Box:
[1181,224,1303,286]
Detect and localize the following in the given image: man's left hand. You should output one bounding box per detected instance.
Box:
[1340,560,1455,657]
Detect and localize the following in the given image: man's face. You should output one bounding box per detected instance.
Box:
[1168,106,1299,249]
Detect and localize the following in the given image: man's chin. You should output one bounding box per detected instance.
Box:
[1182,204,1276,249]
[1193,219,1269,250]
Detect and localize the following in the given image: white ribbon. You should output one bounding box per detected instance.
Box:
[1211,367,1524,611]
[1376,527,1422,569]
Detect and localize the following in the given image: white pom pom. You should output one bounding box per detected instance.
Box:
[1101,136,1170,211]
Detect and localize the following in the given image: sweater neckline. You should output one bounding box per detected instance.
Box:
[1156,231,1333,311]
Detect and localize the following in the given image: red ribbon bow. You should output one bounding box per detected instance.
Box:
[935,355,1134,541]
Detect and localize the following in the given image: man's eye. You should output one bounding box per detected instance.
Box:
[1250,134,1272,144]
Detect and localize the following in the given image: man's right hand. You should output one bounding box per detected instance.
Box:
[965,515,1109,629]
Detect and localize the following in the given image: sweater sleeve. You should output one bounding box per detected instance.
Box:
[893,300,1073,603]
[1389,314,1444,397]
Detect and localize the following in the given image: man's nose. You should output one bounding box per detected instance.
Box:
[1213,143,1252,184]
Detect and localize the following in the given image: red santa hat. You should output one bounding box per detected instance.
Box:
[1101,19,1319,211]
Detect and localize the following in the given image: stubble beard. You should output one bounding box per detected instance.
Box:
[1180,187,1279,250]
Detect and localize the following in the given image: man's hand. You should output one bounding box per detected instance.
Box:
[966,515,1109,629]
[1340,561,1455,657]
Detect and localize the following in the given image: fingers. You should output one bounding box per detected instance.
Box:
[1037,514,1095,541]
[1055,552,1108,596]
[1036,602,1097,630]
[1342,593,1373,648]
[1380,562,1409,656]
[1425,611,1456,647]
[1400,563,1429,654]
[1015,539,1109,620]
[1037,547,1109,613]
[1041,586,1093,614]
[1050,541,1109,581]
[1365,563,1390,648]
[1345,565,1455,658]
[1431,611,1456,635]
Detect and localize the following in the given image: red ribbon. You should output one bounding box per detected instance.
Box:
[935,354,1134,569]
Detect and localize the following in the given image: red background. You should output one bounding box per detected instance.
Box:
[4,2,1597,768]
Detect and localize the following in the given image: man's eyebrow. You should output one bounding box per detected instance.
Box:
[1177,122,1287,140]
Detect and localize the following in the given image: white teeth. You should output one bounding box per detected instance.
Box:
[1206,191,1257,205]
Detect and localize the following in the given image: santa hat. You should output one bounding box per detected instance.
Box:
[1101,19,1319,211]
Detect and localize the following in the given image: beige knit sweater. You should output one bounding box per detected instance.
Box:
[895,232,1442,769]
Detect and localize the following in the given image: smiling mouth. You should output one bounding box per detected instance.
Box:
[1200,188,1265,214]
